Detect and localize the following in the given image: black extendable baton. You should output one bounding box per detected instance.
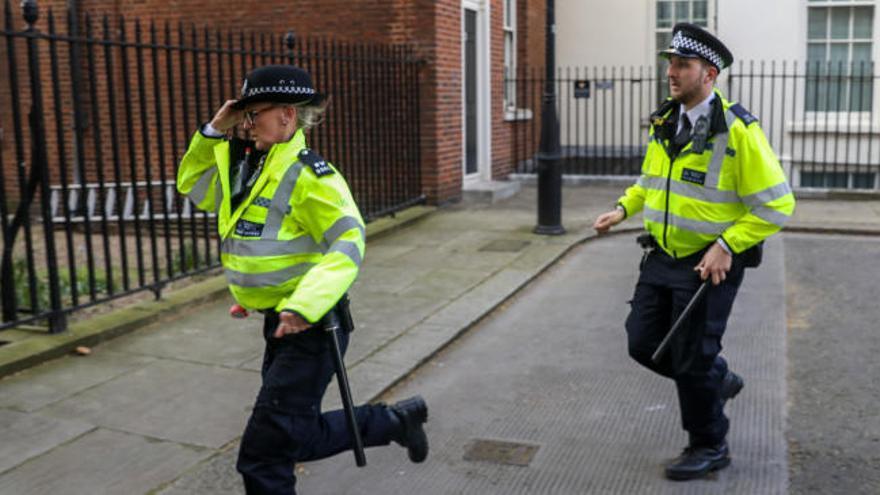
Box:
[651,280,711,364]
[324,309,367,467]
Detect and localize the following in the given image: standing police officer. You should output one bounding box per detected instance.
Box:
[177,64,429,494]
[593,24,795,480]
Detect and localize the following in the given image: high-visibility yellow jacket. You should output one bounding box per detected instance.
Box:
[176,128,365,323]
[618,89,795,258]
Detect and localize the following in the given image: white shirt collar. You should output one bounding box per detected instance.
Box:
[677,92,715,133]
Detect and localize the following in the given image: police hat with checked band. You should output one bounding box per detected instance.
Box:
[659,23,733,71]
[232,64,326,110]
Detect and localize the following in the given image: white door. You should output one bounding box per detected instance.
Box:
[462,1,491,180]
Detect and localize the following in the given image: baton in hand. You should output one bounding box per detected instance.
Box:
[651,280,711,364]
[324,309,367,467]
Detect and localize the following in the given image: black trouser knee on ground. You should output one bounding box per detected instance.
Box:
[625,249,745,446]
[236,311,396,495]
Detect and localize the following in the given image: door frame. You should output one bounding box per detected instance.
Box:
[461,0,492,182]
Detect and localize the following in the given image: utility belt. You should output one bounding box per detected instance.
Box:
[636,233,763,269]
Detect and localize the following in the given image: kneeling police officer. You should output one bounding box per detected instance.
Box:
[177,64,429,494]
[593,24,795,480]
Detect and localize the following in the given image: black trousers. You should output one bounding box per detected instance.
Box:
[236,309,395,495]
[625,247,745,447]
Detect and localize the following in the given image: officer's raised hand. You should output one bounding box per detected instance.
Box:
[274,310,311,338]
[593,208,625,234]
[694,242,732,285]
[209,99,244,133]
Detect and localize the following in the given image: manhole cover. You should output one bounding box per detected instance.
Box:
[463,438,539,466]
[479,240,531,253]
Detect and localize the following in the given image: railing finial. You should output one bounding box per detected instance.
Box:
[21,0,37,26]
[284,30,295,50]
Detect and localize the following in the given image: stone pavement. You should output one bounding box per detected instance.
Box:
[0,184,878,494]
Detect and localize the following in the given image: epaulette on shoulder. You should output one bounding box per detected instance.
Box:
[729,103,758,126]
[298,148,334,177]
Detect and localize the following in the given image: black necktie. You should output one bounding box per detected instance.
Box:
[230,150,252,208]
[231,151,267,212]
[673,114,692,151]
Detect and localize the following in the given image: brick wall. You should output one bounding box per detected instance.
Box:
[81,0,465,204]
[2,0,549,208]
[0,0,470,207]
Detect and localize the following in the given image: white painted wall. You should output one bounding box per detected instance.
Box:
[556,0,806,68]
[550,0,880,188]
[717,0,804,65]
[557,0,653,69]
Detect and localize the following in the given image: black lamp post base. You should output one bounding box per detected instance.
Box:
[534,224,566,235]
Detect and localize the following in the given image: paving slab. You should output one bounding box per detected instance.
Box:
[0,350,156,413]
[40,359,259,448]
[421,267,534,329]
[400,267,494,300]
[101,297,264,367]
[355,263,427,294]
[345,293,449,365]
[237,352,266,373]
[157,446,243,495]
[366,322,462,369]
[0,409,93,475]
[0,428,210,495]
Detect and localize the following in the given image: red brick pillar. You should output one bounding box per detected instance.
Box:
[394,0,463,205]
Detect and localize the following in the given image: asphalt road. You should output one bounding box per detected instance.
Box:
[784,233,880,495]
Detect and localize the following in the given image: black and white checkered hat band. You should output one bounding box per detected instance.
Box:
[672,31,723,68]
[243,86,316,98]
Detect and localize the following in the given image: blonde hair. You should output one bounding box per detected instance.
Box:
[285,97,331,131]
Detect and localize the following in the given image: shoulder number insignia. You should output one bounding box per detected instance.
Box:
[298,149,334,177]
[729,103,758,126]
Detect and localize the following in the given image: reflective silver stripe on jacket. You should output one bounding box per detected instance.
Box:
[188,167,217,205]
[221,236,324,257]
[213,179,223,214]
[262,163,304,240]
[703,110,739,189]
[225,262,316,287]
[639,176,740,204]
[328,240,363,267]
[750,206,791,227]
[741,182,792,208]
[324,215,365,245]
[644,206,734,235]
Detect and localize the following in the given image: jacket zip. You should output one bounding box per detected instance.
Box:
[663,141,678,250]
[663,155,673,249]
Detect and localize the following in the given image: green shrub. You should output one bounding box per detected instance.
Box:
[8,257,121,310]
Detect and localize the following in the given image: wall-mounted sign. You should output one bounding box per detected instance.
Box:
[574,80,590,99]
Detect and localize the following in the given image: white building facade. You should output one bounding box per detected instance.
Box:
[549,0,879,190]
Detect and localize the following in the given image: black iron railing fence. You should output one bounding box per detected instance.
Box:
[509,61,880,191]
[0,0,424,333]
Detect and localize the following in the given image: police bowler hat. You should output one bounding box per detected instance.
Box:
[232,64,326,109]
[659,23,733,71]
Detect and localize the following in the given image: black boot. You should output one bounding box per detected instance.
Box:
[721,371,744,405]
[665,441,730,481]
[388,395,429,463]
